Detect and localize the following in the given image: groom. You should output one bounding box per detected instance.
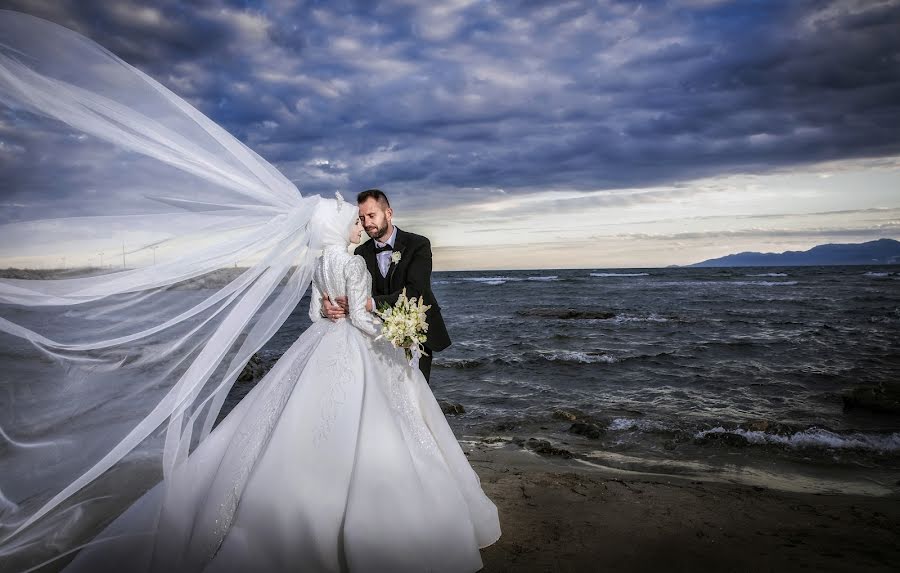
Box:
[322,189,450,382]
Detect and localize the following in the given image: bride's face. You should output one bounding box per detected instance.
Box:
[348,218,364,244]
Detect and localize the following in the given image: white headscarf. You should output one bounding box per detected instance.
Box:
[308,192,359,251]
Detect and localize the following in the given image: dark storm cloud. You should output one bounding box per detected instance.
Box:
[1,0,899,217]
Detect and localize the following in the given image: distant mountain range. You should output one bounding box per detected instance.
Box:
[691,238,900,267]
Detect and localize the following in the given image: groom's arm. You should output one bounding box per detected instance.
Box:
[373,238,432,309]
[323,293,372,318]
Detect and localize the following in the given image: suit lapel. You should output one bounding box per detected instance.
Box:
[387,227,406,290]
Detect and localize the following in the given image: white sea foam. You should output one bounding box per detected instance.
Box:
[730,280,799,287]
[608,418,670,432]
[746,273,788,277]
[537,350,618,364]
[461,276,508,285]
[613,313,669,324]
[651,280,798,287]
[459,275,558,285]
[694,427,900,452]
[864,272,892,278]
[590,272,650,277]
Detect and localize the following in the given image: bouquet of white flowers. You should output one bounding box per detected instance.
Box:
[375,287,430,364]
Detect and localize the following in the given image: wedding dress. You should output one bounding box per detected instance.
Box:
[0,11,499,573]
[58,199,501,573]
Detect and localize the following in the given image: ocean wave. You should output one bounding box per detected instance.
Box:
[725,280,799,287]
[458,275,558,285]
[595,418,900,453]
[864,271,892,278]
[590,272,650,277]
[437,350,618,368]
[607,417,670,432]
[535,350,618,364]
[695,427,900,452]
[613,313,669,324]
[746,273,788,277]
[461,276,509,285]
[435,358,485,369]
[651,280,798,288]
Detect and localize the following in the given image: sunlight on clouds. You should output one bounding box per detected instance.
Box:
[211,8,270,44]
[402,157,900,270]
[2,1,898,271]
[110,4,164,28]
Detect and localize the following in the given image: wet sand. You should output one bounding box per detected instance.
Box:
[469,445,900,573]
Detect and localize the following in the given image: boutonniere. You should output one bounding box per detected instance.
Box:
[390,251,402,265]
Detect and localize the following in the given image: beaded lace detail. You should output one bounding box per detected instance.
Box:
[309,246,379,336]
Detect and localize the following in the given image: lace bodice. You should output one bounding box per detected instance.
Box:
[309,245,379,336]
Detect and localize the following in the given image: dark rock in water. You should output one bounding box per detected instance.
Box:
[552,409,582,422]
[438,358,482,369]
[569,421,604,439]
[524,438,573,458]
[517,307,616,320]
[694,432,751,447]
[842,383,900,414]
[511,436,526,446]
[481,436,508,445]
[237,353,267,383]
[746,420,771,432]
[438,400,466,415]
[738,420,802,436]
[495,421,517,431]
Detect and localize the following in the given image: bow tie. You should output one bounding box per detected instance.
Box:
[374,243,393,254]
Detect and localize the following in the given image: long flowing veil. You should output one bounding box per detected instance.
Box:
[0,10,327,570]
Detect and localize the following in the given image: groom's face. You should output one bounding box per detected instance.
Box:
[358,198,392,241]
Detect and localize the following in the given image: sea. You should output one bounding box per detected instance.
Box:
[235,265,900,495]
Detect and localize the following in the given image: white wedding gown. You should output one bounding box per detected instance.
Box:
[63,245,501,573]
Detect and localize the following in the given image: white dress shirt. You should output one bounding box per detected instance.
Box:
[374,226,397,278]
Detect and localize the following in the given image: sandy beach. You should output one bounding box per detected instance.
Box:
[468,444,900,573]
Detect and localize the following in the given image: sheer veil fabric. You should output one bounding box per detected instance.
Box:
[59,235,501,573]
[0,10,363,570]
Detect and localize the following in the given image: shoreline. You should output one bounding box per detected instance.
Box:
[469,445,900,572]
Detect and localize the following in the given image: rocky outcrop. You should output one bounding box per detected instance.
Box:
[237,353,268,383]
[438,400,466,415]
[568,421,604,440]
[514,437,574,458]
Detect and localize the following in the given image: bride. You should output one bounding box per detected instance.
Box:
[0,10,499,573]
[62,195,501,573]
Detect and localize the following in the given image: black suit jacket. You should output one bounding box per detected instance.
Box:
[355,228,451,352]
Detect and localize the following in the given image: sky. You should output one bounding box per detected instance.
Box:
[1,0,899,270]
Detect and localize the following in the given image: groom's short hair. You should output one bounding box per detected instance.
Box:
[357,189,390,208]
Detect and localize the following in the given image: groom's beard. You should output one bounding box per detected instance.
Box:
[365,222,389,241]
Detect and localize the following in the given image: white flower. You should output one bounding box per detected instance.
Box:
[374,287,430,366]
[391,251,402,265]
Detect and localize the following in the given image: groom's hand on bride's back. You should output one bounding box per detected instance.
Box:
[322,294,348,321]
